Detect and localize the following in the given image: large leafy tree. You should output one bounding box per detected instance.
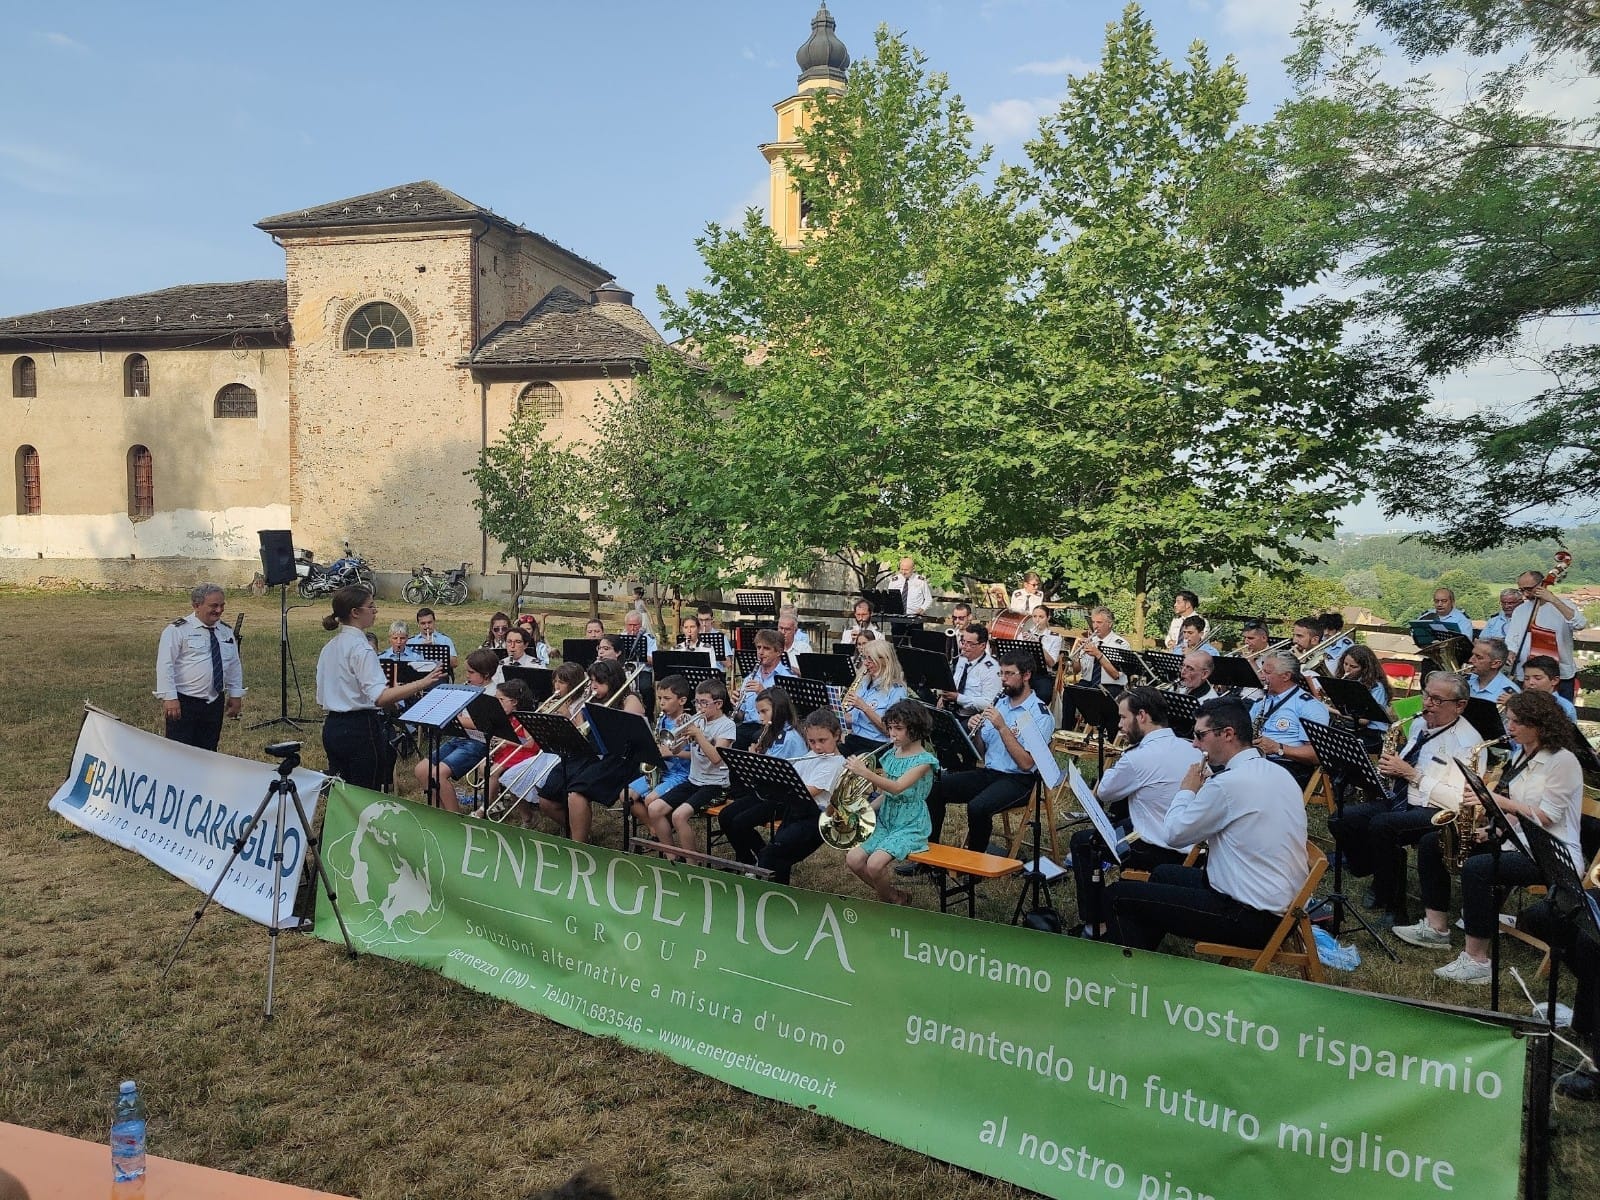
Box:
[652,27,1036,594]
[1279,1,1600,549]
[995,6,1413,639]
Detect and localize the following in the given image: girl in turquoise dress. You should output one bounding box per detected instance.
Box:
[844,699,937,906]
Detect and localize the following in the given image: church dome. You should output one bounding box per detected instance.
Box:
[796,3,850,86]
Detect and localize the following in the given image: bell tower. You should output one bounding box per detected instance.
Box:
[760,4,850,249]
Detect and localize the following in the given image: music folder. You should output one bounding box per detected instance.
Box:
[399,683,480,730]
[586,703,663,769]
[465,692,521,744]
[797,652,854,684]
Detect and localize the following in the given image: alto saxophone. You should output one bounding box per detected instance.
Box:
[1430,735,1508,874]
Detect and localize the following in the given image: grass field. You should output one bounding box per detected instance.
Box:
[1,587,1595,1199]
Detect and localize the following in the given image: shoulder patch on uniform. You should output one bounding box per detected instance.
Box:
[171,617,187,626]
[1298,690,1313,701]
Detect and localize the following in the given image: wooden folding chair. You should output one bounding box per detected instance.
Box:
[999,779,1064,862]
[1195,841,1329,983]
[1302,767,1336,815]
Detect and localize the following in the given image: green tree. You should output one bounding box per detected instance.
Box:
[1210,571,1354,625]
[1279,3,1600,549]
[465,411,592,599]
[994,5,1413,640]
[652,27,1036,594]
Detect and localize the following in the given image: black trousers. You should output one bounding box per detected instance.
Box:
[719,790,785,865]
[759,814,824,885]
[1069,827,1186,930]
[1519,900,1599,1038]
[1328,801,1436,916]
[926,768,1036,851]
[1106,865,1283,952]
[166,693,224,752]
[322,710,394,792]
[1417,834,1543,938]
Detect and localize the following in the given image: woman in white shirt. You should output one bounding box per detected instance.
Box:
[316,586,441,791]
[1398,690,1586,984]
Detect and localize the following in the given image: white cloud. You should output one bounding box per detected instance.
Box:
[0,142,107,196]
[1013,55,1092,78]
[971,96,1058,143]
[35,31,88,53]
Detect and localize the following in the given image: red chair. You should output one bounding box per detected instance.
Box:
[1381,660,1418,695]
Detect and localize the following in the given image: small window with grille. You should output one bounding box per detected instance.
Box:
[124,354,150,397]
[128,445,153,519]
[516,381,563,420]
[344,302,414,350]
[215,383,258,418]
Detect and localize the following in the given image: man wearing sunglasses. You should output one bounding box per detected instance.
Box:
[1105,697,1307,954]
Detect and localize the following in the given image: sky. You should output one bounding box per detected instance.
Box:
[0,1,1586,536]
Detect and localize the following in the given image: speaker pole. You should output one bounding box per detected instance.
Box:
[251,530,313,734]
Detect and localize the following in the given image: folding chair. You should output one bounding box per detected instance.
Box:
[1195,841,1329,983]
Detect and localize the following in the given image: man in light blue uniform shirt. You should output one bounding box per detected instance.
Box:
[1249,651,1331,789]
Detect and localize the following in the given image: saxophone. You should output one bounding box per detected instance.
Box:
[821,745,884,850]
[1430,735,1508,874]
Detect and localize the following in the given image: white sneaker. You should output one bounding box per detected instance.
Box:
[1435,952,1492,985]
[1392,921,1452,950]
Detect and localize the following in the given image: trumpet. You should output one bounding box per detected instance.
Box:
[662,714,706,752]
[821,746,884,850]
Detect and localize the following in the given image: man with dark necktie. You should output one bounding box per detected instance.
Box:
[155,582,244,750]
[939,624,1001,717]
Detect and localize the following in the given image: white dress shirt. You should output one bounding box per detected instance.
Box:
[952,652,1002,710]
[1396,717,1486,813]
[317,624,388,712]
[1503,599,1587,680]
[887,572,932,616]
[1506,747,1584,867]
[155,613,245,703]
[1164,749,1308,915]
[1074,631,1131,686]
[1096,726,1204,851]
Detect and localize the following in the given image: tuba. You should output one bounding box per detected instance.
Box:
[1431,736,1508,874]
[821,746,884,850]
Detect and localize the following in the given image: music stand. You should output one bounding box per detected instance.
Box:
[562,638,599,668]
[734,649,759,677]
[1210,656,1263,694]
[923,702,981,772]
[899,646,955,703]
[402,684,482,807]
[797,652,853,684]
[723,748,817,821]
[618,633,652,666]
[1463,697,1507,742]
[864,588,904,618]
[249,582,312,733]
[700,630,729,660]
[991,638,1048,677]
[413,641,453,683]
[1160,690,1201,740]
[1318,676,1391,729]
[655,650,718,676]
[905,626,951,658]
[1140,650,1185,684]
[773,675,842,724]
[585,703,663,773]
[1302,718,1400,960]
[1098,647,1143,688]
[735,590,779,621]
[501,665,555,705]
[1061,685,1122,776]
[1064,760,1133,863]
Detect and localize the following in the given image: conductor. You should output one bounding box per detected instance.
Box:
[155,583,244,750]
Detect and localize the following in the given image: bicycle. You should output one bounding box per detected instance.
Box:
[402,562,470,606]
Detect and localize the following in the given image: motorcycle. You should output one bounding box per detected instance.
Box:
[296,541,376,598]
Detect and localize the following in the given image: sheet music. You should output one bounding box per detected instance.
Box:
[1069,762,1123,863]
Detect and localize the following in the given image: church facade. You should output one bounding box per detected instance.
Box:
[0,181,662,588]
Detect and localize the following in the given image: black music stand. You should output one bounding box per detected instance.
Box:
[723,748,816,821]
[586,703,662,773]
[1161,690,1201,740]
[900,646,955,704]
[773,675,841,723]
[380,659,428,759]
[413,641,453,683]
[1061,685,1122,776]
[1463,697,1507,742]
[734,648,759,677]
[700,630,729,660]
[923,702,981,773]
[904,626,952,658]
[736,590,779,621]
[797,652,853,684]
[1141,649,1185,684]
[562,638,599,668]
[501,665,555,705]
[655,650,720,677]
[1098,647,1143,688]
[618,633,652,666]
[401,684,481,808]
[991,638,1048,677]
[1302,718,1400,961]
[1210,656,1263,694]
[1318,676,1391,729]
[492,646,509,661]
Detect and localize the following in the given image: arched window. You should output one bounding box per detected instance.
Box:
[16,445,40,515]
[343,302,414,350]
[516,381,563,420]
[214,383,257,418]
[128,446,153,519]
[124,353,150,397]
[12,357,36,398]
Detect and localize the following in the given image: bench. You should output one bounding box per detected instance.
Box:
[908,844,1025,917]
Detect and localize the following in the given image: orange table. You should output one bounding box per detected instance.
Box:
[0,1122,354,1200]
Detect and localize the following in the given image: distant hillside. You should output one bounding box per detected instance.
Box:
[1304,526,1600,587]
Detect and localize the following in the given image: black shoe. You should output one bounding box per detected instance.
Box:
[895,861,926,877]
[1556,1067,1600,1102]
[1369,911,1398,931]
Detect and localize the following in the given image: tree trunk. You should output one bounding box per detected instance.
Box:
[1133,564,1149,648]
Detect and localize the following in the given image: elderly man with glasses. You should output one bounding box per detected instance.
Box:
[1325,672,1487,928]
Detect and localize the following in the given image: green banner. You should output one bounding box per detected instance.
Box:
[315,782,1524,1199]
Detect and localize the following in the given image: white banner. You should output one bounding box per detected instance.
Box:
[49,709,327,928]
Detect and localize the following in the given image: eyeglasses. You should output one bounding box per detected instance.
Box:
[1422,693,1463,706]
[1191,727,1217,741]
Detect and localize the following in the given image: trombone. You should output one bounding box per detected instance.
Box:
[575,663,647,736]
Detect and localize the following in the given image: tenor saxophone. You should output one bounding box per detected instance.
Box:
[1430,735,1508,874]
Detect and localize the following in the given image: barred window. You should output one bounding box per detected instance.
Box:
[215,383,257,418]
[16,445,40,514]
[344,302,414,350]
[128,445,153,519]
[124,353,150,397]
[516,381,563,420]
[12,357,35,398]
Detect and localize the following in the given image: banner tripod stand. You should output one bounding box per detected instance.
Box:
[162,742,356,1018]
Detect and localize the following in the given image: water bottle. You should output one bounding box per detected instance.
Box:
[110,1080,147,1182]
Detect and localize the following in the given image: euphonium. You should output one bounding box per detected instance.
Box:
[1430,736,1508,874]
[821,746,884,850]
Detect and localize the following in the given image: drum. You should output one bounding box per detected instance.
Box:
[990,608,1027,640]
